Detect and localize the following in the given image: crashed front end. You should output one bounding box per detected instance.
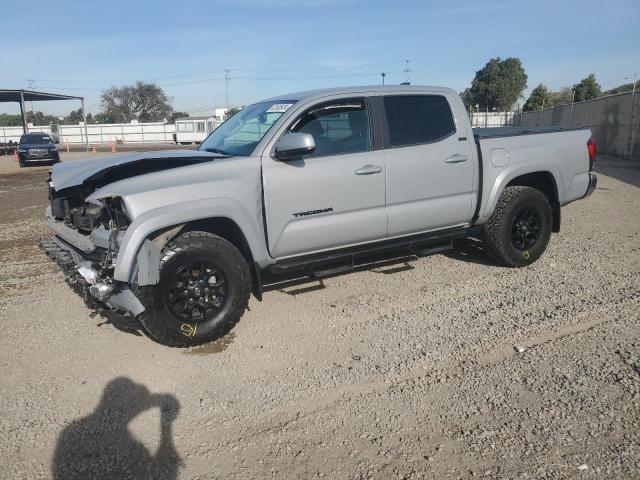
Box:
[40,181,145,316]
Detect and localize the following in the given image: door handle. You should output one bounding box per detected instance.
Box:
[355,164,383,175]
[445,154,468,164]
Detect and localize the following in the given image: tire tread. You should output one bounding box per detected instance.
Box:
[136,231,251,347]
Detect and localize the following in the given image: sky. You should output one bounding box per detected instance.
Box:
[1,0,638,116]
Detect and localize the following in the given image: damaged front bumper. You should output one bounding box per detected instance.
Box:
[40,211,145,316]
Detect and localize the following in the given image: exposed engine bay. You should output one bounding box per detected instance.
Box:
[39,152,219,317]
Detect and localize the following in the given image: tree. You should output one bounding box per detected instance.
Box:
[224,107,241,119]
[0,113,22,126]
[550,86,574,106]
[464,57,528,111]
[93,112,116,124]
[26,111,59,125]
[64,108,85,124]
[169,111,189,123]
[572,74,601,103]
[459,89,474,111]
[101,81,173,123]
[603,82,635,95]
[523,84,552,111]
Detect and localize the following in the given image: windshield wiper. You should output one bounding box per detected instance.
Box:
[202,147,232,157]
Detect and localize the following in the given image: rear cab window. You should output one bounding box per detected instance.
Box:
[383,95,456,148]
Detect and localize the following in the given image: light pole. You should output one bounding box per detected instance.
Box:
[625,73,638,95]
[224,69,231,109]
[380,72,386,85]
[625,73,638,159]
[27,79,35,113]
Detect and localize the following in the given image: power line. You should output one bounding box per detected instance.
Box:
[28,61,410,87]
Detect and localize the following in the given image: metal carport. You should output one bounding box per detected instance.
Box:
[0,89,89,150]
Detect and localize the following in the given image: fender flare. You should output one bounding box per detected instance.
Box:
[482,163,563,220]
[113,197,270,284]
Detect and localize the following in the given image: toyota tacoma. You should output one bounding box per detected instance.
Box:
[39,85,598,347]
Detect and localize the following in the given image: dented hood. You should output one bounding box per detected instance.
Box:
[50,149,222,190]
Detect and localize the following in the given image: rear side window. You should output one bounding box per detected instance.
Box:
[383,95,455,147]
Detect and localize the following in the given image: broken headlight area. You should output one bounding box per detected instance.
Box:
[42,192,143,316]
[66,197,130,234]
[49,182,130,234]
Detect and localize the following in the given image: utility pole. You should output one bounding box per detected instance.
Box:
[403,60,411,85]
[224,69,231,109]
[626,73,638,159]
[380,72,386,85]
[27,79,35,113]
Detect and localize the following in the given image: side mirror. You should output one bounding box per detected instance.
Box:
[274,133,315,161]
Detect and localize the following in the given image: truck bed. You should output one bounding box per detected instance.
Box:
[473,126,584,139]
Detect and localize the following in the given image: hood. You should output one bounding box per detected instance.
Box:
[51,149,222,190]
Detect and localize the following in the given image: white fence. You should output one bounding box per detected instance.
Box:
[60,122,176,145]
[1,122,177,145]
[0,125,52,143]
[469,111,515,128]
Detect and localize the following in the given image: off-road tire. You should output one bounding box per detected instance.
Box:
[135,231,251,347]
[482,186,552,267]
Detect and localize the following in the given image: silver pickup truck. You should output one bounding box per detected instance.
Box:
[40,85,597,347]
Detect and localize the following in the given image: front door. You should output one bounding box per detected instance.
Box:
[262,98,387,259]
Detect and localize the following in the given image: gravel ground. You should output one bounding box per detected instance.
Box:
[0,153,638,479]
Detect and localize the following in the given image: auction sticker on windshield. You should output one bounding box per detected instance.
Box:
[266,104,293,113]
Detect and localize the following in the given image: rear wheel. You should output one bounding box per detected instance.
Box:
[136,231,251,347]
[482,186,552,267]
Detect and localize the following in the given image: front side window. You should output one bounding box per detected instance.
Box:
[383,95,456,147]
[199,101,295,156]
[290,99,370,157]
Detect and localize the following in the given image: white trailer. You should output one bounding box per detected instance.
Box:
[174,117,220,144]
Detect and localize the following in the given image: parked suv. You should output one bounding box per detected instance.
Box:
[40,85,597,347]
[17,133,60,167]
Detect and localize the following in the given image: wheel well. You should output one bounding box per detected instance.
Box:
[507,171,560,232]
[181,217,262,300]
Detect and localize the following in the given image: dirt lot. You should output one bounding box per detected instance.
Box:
[0,152,639,479]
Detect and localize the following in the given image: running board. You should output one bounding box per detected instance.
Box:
[412,240,453,257]
[267,227,469,278]
[309,263,354,279]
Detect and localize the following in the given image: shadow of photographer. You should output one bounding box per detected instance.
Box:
[52,377,182,480]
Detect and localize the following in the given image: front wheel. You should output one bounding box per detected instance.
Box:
[482,186,552,267]
[136,231,251,347]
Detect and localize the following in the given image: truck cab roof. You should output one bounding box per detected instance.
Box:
[263,85,458,103]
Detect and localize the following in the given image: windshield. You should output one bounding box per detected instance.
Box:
[20,134,53,145]
[199,100,295,156]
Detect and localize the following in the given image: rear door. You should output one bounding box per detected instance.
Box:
[381,94,476,236]
[262,97,387,259]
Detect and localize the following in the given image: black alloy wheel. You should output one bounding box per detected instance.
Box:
[510,206,541,251]
[164,262,228,323]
